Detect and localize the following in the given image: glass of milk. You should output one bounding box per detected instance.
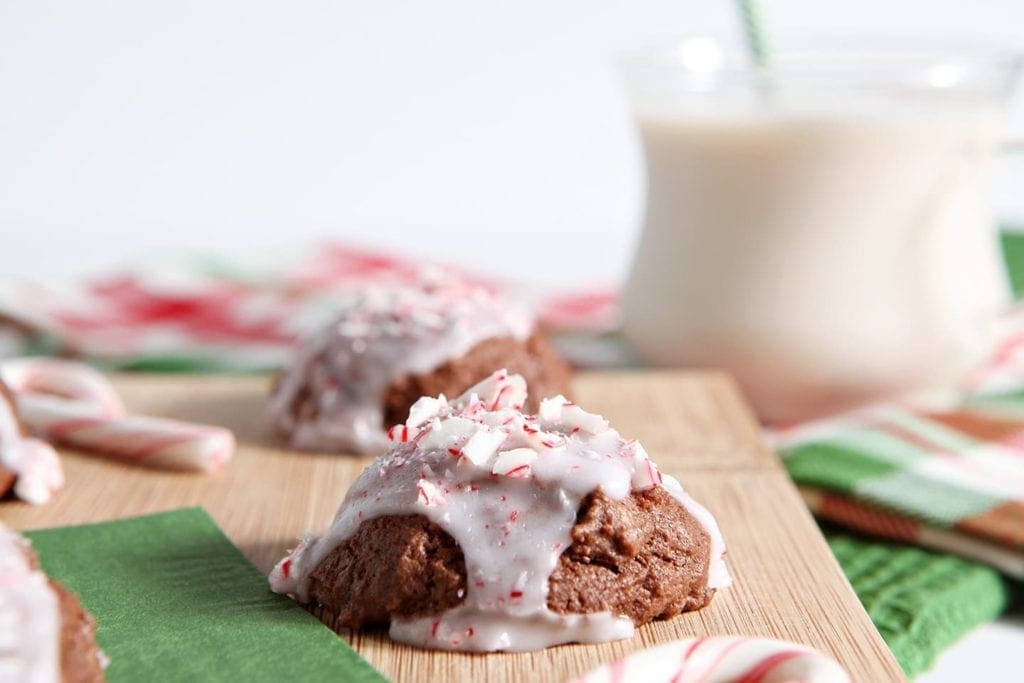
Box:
[619,39,1023,423]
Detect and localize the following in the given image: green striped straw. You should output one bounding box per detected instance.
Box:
[737,0,771,67]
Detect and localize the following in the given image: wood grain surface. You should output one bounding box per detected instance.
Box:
[0,371,906,682]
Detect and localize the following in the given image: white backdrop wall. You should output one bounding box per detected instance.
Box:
[2,0,1024,285]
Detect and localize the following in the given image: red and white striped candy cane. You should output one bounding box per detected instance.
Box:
[0,358,124,418]
[573,636,849,683]
[0,389,64,505]
[16,395,234,472]
[0,358,234,473]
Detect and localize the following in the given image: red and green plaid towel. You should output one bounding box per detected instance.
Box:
[770,400,1024,579]
[0,245,618,372]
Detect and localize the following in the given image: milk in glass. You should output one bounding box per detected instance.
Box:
[620,47,1016,421]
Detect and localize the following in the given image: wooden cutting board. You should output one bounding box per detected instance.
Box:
[1,371,906,682]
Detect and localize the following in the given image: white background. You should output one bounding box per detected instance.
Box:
[3,0,1024,287]
[0,2,1021,680]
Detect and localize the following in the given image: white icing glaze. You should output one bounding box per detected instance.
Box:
[270,371,730,652]
[0,525,61,683]
[266,280,533,454]
[0,387,64,505]
[573,636,850,683]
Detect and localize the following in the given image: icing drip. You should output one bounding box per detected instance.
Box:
[573,636,850,683]
[266,280,533,454]
[0,525,61,683]
[271,370,730,652]
[0,388,64,505]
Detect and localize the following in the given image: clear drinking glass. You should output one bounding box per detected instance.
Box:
[618,39,1023,422]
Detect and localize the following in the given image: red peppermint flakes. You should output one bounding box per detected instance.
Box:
[504,465,531,478]
[417,479,446,507]
[386,424,416,442]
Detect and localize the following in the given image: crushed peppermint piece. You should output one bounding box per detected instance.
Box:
[419,416,479,453]
[387,424,419,443]
[631,458,663,491]
[538,395,567,425]
[560,404,610,434]
[460,428,508,467]
[417,479,446,507]
[491,448,539,477]
[406,395,448,428]
[452,369,527,413]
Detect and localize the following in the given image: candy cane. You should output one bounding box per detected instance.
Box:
[0,358,124,418]
[573,636,849,683]
[0,387,64,505]
[16,394,234,473]
[0,358,234,473]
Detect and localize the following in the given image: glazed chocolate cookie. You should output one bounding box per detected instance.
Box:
[267,279,572,455]
[271,371,730,652]
[0,525,107,682]
[303,486,713,632]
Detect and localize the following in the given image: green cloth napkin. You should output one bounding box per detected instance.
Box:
[827,531,1012,678]
[25,508,386,683]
